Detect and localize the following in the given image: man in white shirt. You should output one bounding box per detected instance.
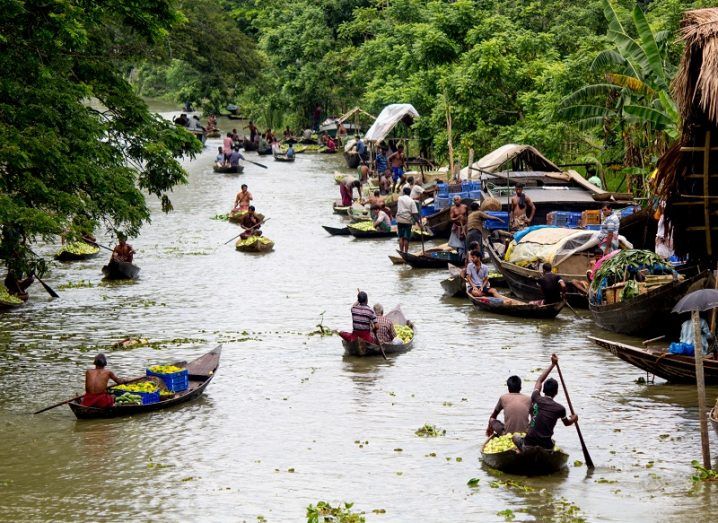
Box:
[396,187,419,253]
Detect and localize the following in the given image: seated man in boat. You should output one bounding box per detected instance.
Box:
[111,234,135,264]
[340,176,362,207]
[538,263,566,305]
[349,291,377,343]
[372,205,392,232]
[513,354,578,451]
[373,303,403,345]
[173,113,189,127]
[233,184,253,213]
[486,375,531,437]
[229,146,245,168]
[215,146,225,167]
[206,114,217,132]
[239,207,263,239]
[463,250,501,298]
[82,353,126,408]
[509,183,535,230]
[678,316,712,354]
[283,126,293,141]
[599,204,621,254]
[286,143,296,159]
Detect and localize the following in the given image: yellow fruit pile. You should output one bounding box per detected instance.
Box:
[112,381,158,394]
[148,365,184,374]
[484,433,523,454]
[350,221,377,232]
[0,286,23,305]
[236,236,273,247]
[394,325,414,343]
[57,242,99,256]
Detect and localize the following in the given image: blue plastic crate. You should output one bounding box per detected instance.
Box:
[437,184,448,197]
[585,224,601,231]
[146,368,189,392]
[620,206,638,218]
[547,211,582,228]
[484,211,509,231]
[434,196,450,210]
[461,181,473,192]
[111,388,160,405]
[421,205,436,216]
[468,190,482,199]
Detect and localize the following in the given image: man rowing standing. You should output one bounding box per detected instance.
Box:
[486,375,531,437]
[449,195,468,257]
[513,354,578,451]
[233,184,253,212]
[83,353,126,408]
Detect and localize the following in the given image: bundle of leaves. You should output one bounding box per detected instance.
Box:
[590,249,673,292]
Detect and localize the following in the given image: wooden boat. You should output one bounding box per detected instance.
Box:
[441,265,466,297]
[481,436,568,476]
[0,296,24,311]
[273,154,295,162]
[348,224,394,239]
[257,148,273,156]
[213,164,244,174]
[470,295,564,319]
[343,322,415,357]
[589,271,709,335]
[398,249,462,268]
[389,255,405,265]
[344,151,361,169]
[206,130,221,138]
[322,225,350,236]
[69,346,221,419]
[102,260,140,280]
[486,241,588,308]
[590,336,718,384]
[54,243,100,261]
[235,236,275,253]
[333,203,351,215]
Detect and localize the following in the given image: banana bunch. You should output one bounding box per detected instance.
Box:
[115,393,143,405]
[57,242,99,256]
[484,433,524,454]
[0,286,22,305]
[350,221,377,232]
[236,236,272,247]
[394,325,414,343]
[148,365,184,374]
[112,381,158,394]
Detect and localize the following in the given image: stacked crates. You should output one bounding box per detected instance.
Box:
[484,211,510,231]
[146,367,189,392]
[546,211,582,228]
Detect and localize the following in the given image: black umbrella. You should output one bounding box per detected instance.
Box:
[672,289,718,313]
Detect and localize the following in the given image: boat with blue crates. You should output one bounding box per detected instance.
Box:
[147,366,189,392]
[68,346,222,420]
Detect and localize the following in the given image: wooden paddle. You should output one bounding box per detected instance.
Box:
[244,159,267,169]
[555,362,595,469]
[33,274,59,299]
[85,240,114,252]
[565,300,581,319]
[33,375,147,414]
[223,218,270,245]
[372,325,388,360]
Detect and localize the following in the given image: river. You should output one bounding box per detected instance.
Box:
[1,104,717,522]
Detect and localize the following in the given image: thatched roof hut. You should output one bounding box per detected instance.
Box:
[654,8,718,262]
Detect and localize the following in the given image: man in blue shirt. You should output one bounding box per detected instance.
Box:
[463,250,501,298]
[286,144,295,159]
[356,137,367,161]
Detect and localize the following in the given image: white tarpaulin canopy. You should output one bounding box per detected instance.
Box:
[363,104,419,143]
[459,144,560,179]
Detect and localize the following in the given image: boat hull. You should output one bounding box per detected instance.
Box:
[398,250,463,269]
[481,446,568,476]
[55,249,99,261]
[213,165,244,174]
[322,225,350,236]
[344,152,360,169]
[102,260,140,280]
[471,296,564,319]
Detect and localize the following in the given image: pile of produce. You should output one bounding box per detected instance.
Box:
[394,325,414,343]
[160,390,175,400]
[484,433,523,454]
[350,221,378,232]
[111,381,158,394]
[148,364,184,374]
[227,210,247,223]
[0,286,23,305]
[115,393,142,405]
[590,249,675,293]
[56,242,99,257]
[411,226,432,237]
[236,236,273,247]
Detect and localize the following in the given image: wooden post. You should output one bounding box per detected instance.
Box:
[693,310,711,469]
[445,100,454,180]
[703,131,712,257]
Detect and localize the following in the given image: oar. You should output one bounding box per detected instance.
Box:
[223,218,269,245]
[555,362,595,469]
[33,375,147,414]
[33,274,59,299]
[243,159,267,169]
[372,325,388,360]
[565,300,581,319]
[85,240,114,252]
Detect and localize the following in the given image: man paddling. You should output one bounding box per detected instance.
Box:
[239,206,263,239]
[111,234,135,264]
[82,354,126,408]
[539,263,567,305]
[513,354,578,451]
[339,291,377,344]
[486,375,531,437]
[233,184,253,212]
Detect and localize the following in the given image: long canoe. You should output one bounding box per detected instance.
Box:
[588,271,709,335]
[213,165,244,174]
[236,237,275,253]
[342,322,415,357]
[102,260,140,280]
[273,154,295,162]
[481,436,568,476]
[322,225,351,236]
[590,336,718,384]
[333,203,351,215]
[398,249,462,268]
[55,244,100,261]
[69,346,221,419]
[470,295,564,319]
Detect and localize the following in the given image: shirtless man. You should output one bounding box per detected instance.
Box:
[111,234,135,263]
[239,206,263,239]
[233,184,253,212]
[83,353,125,408]
[449,195,468,254]
[510,183,535,230]
[367,190,385,209]
[388,144,407,191]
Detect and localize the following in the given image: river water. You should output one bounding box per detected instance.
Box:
[1,104,717,522]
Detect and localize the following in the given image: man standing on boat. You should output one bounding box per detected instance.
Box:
[111,234,135,264]
[599,204,620,254]
[465,202,485,258]
[449,195,468,257]
[82,354,125,408]
[486,375,531,436]
[396,187,419,253]
[388,144,407,192]
[233,184,253,212]
[509,183,535,230]
[513,354,578,451]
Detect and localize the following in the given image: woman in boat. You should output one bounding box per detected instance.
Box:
[340,175,361,206]
[325,136,337,152]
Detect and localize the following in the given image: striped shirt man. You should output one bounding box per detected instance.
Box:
[374,316,396,344]
[351,303,376,331]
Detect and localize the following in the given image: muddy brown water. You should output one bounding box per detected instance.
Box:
[1,103,718,522]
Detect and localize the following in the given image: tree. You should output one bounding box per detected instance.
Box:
[0,0,202,280]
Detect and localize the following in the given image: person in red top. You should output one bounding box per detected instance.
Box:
[82,354,126,408]
[326,136,337,152]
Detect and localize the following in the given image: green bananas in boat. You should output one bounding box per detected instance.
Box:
[350,221,377,232]
[56,242,99,256]
[112,381,158,394]
[394,325,414,343]
[484,433,559,454]
[0,286,22,305]
[115,393,143,405]
[236,236,273,247]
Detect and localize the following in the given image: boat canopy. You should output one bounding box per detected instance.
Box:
[363,104,419,143]
[460,144,560,179]
[337,106,376,124]
[504,227,602,267]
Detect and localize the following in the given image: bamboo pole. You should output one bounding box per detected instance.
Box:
[446,100,454,180]
[703,131,712,256]
[693,310,711,469]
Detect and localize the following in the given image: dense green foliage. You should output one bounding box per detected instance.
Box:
[0,0,202,276]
